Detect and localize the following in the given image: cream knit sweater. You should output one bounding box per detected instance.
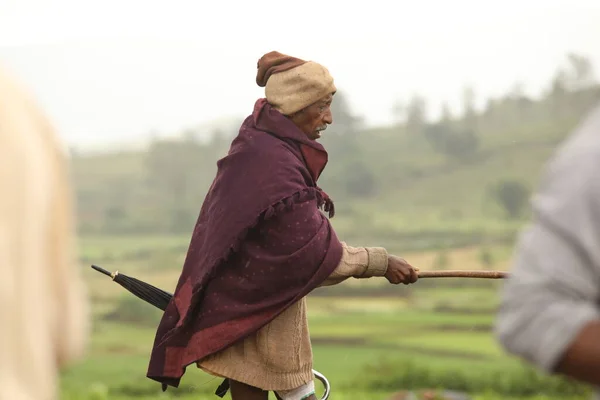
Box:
[198,242,388,391]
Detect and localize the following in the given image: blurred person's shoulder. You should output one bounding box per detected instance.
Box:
[525,102,600,224]
[550,102,600,172]
[537,103,600,196]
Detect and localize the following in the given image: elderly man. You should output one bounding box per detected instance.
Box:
[0,65,89,400]
[147,51,418,400]
[495,101,600,398]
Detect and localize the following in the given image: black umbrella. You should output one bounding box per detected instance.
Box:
[91,265,173,311]
[90,264,332,399]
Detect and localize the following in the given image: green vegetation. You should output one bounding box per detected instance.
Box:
[72,53,600,257]
[67,234,592,400]
[63,54,599,399]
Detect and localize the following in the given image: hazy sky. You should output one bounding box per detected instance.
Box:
[1,0,599,149]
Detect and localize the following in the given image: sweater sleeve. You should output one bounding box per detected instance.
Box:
[494,113,600,373]
[319,242,388,287]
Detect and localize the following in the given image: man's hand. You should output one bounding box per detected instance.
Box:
[385,255,419,285]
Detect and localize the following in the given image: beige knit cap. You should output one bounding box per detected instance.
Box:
[256,51,336,116]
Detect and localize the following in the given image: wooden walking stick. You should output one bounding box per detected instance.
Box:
[417,270,509,279]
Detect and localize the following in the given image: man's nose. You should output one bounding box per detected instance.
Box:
[323,109,333,125]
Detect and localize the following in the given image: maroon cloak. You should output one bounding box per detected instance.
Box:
[146,98,344,389]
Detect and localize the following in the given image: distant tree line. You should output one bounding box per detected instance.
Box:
[71,53,599,236]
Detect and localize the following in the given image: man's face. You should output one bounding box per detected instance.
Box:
[290,93,334,140]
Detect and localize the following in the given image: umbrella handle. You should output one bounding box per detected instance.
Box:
[313,369,330,399]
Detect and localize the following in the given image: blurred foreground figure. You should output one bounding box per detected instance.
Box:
[147,51,419,400]
[495,102,600,396]
[0,66,89,400]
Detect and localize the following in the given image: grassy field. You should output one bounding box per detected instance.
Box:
[59,235,592,400]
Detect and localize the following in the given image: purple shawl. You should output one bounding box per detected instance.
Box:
[146,98,344,388]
